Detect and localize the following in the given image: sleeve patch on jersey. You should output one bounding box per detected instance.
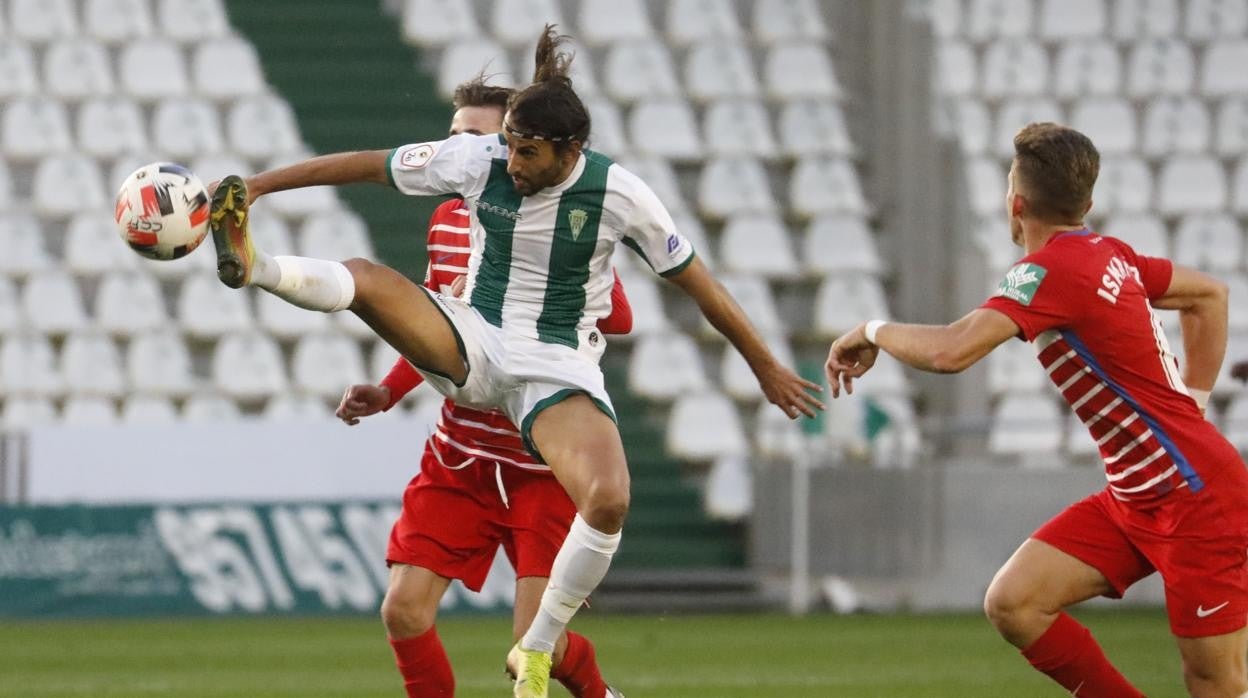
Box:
[993,262,1048,306]
[666,233,681,257]
[397,143,437,170]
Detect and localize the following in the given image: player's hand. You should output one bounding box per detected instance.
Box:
[1232,361,1248,383]
[825,323,880,398]
[450,275,466,298]
[336,384,392,425]
[756,361,824,420]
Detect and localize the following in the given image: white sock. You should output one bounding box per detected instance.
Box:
[256,255,356,312]
[521,515,620,654]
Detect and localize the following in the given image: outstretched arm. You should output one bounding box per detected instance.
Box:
[665,257,823,418]
[247,150,391,203]
[1150,264,1228,396]
[825,309,1019,397]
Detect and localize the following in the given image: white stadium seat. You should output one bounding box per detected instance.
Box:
[684,40,759,102]
[1157,156,1227,215]
[190,152,252,186]
[666,391,748,460]
[44,40,114,102]
[227,95,302,160]
[402,0,479,46]
[1217,98,1248,158]
[255,291,330,339]
[291,334,367,400]
[704,456,753,521]
[703,275,783,338]
[698,156,776,218]
[490,0,562,47]
[440,39,514,98]
[1173,214,1243,273]
[779,100,853,157]
[85,0,154,44]
[966,0,1034,40]
[1222,394,1248,451]
[1070,98,1137,155]
[1203,40,1248,96]
[616,155,687,212]
[95,272,168,336]
[513,38,598,94]
[628,332,707,401]
[584,98,628,156]
[263,152,340,218]
[264,394,333,422]
[1235,158,1248,215]
[937,41,977,97]
[1111,0,1178,40]
[666,0,742,46]
[981,40,1049,98]
[34,154,107,219]
[764,43,840,100]
[803,216,883,276]
[704,100,777,159]
[77,98,148,158]
[0,43,38,100]
[299,210,373,259]
[212,331,288,402]
[1227,273,1248,331]
[61,333,125,398]
[814,274,890,338]
[182,394,243,422]
[193,38,266,101]
[0,213,53,277]
[752,0,829,44]
[1141,97,1211,157]
[369,341,403,384]
[0,277,20,336]
[1101,213,1169,258]
[0,161,14,212]
[127,331,196,397]
[0,334,63,397]
[993,98,1064,159]
[1039,0,1106,39]
[754,400,805,460]
[629,99,702,161]
[118,39,189,102]
[670,212,715,269]
[926,0,964,39]
[120,396,180,425]
[967,157,1007,217]
[988,393,1063,457]
[248,206,298,255]
[988,339,1046,396]
[577,0,652,46]
[61,398,115,431]
[611,272,670,336]
[975,216,1022,273]
[177,273,253,339]
[1186,0,1248,39]
[3,97,72,163]
[721,335,795,402]
[1094,157,1153,214]
[2,398,58,432]
[718,214,797,278]
[948,101,991,155]
[11,0,77,42]
[602,41,680,104]
[21,271,85,335]
[152,98,225,159]
[158,0,230,42]
[1126,39,1195,98]
[791,157,867,218]
[1053,42,1121,99]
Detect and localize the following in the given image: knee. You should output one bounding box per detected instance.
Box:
[1182,659,1247,696]
[381,591,437,639]
[983,577,1032,634]
[580,475,630,533]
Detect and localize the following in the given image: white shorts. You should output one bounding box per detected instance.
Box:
[414,290,616,460]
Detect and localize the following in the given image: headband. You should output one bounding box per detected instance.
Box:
[504,117,573,143]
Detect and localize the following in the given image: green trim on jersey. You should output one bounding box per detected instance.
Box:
[621,237,652,269]
[660,250,697,278]
[520,388,618,462]
[469,158,523,327]
[384,147,398,189]
[536,152,612,348]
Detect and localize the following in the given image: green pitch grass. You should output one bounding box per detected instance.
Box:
[0,609,1181,697]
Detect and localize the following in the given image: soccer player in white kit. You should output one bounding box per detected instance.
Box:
[207,25,822,698]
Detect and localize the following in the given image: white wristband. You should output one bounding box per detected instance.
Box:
[864,320,888,345]
[1190,388,1211,410]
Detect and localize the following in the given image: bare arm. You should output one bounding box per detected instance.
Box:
[825,309,1020,397]
[1150,264,1228,393]
[665,257,823,418]
[246,150,392,201]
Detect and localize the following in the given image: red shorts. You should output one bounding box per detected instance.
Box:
[386,445,578,592]
[1033,466,1248,638]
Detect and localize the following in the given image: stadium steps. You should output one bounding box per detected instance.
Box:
[224,0,451,281]
[594,568,766,613]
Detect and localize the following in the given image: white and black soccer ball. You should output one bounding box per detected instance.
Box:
[114,162,210,261]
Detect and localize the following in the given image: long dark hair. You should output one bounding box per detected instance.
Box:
[505,24,591,153]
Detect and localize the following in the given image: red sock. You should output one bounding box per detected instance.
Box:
[552,631,609,698]
[389,627,455,697]
[1021,612,1143,697]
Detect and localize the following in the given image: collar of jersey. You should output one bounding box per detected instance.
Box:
[533,153,587,197]
[1046,227,1092,247]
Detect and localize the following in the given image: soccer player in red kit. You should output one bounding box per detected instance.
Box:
[826,123,1248,697]
[335,78,629,698]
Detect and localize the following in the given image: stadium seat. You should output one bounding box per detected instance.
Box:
[177,273,253,339]
[1158,156,1227,215]
[1203,40,1248,96]
[1227,273,1248,331]
[966,157,1007,217]
[440,40,515,99]
[721,335,795,401]
[1053,42,1121,99]
[299,209,374,259]
[718,214,797,278]
[1100,213,1169,258]
[291,334,367,400]
[21,271,85,335]
[248,206,298,256]
[1070,98,1137,155]
[947,101,991,155]
[190,152,252,187]
[628,98,702,161]
[1223,393,1248,451]
[227,95,302,160]
[670,212,716,270]
[988,339,1046,396]
[704,100,777,159]
[118,39,189,101]
[1064,413,1100,457]
[685,40,759,102]
[602,41,680,103]
[993,98,1064,159]
[402,0,479,46]
[778,100,853,157]
[152,98,225,159]
[666,0,742,45]
[332,307,377,340]
[369,341,403,384]
[264,394,334,422]
[127,330,196,397]
[1186,0,1248,39]
[1095,157,1153,214]
[255,291,330,340]
[262,152,340,218]
[1235,158,1248,215]
[490,0,563,47]
[212,331,288,402]
[764,43,841,100]
[157,0,230,42]
[697,156,776,218]
[193,38,265,101]
[120,395,180,425]
[666,391,748,460]
[44,40,114,102]
[814,274,889,338]
[703,275,783,338]
[0,42,38,100]
[753,400,805,460]
[966,0,1035,40]
[791,157,867,218]
[0,161,14,212]
[611,272,670,336]
[1111,0,1179,40]
[1,397,57,432]
[1142,97,1212,157]
[577,0,653,46]
[1126,39,1195,98]
[11,0,76,42]
[975,215,1022,273]
[988,393,1063,458]
[981,40,1049,97]
[1217,98,1248,157]
[936,41,977,97]
[85,0,153,44]
[62,333,125,398]
[583,98,628,156]
[3,97,72,163]
[0,277,19,336]
[704,455,753,521]
[181,394,243,422]
[0,334,63,397]
[751,0,829,44]
[803,215,883,276]
[77,98,147,158]
[95,272,168,336]
[628,332,707,401]
[34,154,108,219]
[617,155,687,212]
[1039,0,1106,38]
[406,392,444,436]
[1173,214,1243,272]
[512,36,598,95]
[0,213,52,277]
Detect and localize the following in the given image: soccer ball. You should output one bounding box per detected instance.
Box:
[114,162,211,261]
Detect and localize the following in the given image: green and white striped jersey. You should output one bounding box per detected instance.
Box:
[387,133,695,349]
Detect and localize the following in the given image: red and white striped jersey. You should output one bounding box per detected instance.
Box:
[981,229,1243,504]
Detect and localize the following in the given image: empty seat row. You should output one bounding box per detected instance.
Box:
[0,0,229,45]
[930,0,1248,43]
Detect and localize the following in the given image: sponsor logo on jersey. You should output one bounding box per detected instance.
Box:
[475,199,522,221]
[994,262,1047,306]
[666,234,681,257]
[568,209,588,240]
[398,143,437,170]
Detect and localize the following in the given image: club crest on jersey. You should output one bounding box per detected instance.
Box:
[398,143,437,170]
[568,209,588,240]
[994,262,1047,306]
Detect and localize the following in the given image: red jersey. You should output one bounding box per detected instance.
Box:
[981,229,1243,504]
[381,198,633,470]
